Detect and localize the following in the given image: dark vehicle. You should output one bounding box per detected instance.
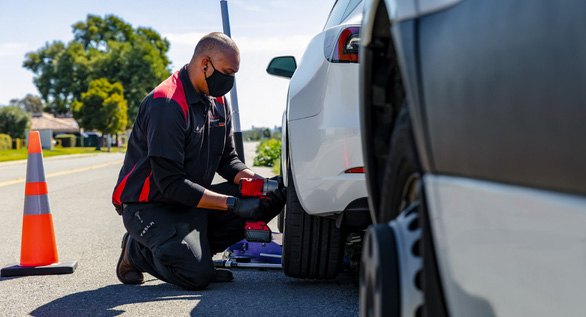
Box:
[358,0,586,316]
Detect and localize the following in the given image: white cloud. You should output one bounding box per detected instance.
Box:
[164,31,313,55]
[163,32,208,47]
[0,43,28,57]
[269,0,304,10]
[233,34,313,54]
[230,0,265,13]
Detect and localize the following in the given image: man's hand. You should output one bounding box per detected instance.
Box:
[230,197,263,220]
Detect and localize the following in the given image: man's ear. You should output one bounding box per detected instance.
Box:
[201,57,209,72]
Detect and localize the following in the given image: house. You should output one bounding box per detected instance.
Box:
[30,113,80,136]
[28,113,80,149]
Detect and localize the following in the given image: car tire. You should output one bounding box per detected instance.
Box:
[277,158,285,233]
[277,208,285,233]
[360,203,423,317]
[281,164,345,279]
[378,104,421,223]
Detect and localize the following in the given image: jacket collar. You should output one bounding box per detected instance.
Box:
[179,65,209,107]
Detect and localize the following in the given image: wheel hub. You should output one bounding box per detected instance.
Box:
[360,202,424,317]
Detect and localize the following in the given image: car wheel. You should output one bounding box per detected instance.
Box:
[360,104,426,316]
[378,105,421,223]
[360,202,423,317]
[277,158,285,233]
[281,163,345,279]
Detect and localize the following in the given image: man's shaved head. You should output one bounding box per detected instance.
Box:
[192,32,239,62]
[186,32,240,96]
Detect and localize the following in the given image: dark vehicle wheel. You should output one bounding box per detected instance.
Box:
[360,222,400,316]
[360,102,448,317]
[281,164,345,279]
[360,203,423,317]
[379,105,421,223]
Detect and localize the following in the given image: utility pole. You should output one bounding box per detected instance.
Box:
[220,0,245,163]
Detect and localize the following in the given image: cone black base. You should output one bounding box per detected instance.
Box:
[1,260,77,277]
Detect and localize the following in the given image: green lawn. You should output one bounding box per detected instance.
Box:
[0,147,126,162]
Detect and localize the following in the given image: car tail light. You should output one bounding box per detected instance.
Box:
[345,167,365,173]
[331,27,360,63]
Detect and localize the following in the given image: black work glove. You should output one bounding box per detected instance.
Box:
[231,197,263,220]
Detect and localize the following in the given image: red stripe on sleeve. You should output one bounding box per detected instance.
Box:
[154,71,189,124]
[112,164,137,205]
[139,171,153,202]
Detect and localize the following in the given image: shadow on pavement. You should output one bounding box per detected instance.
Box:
[190,270,359,316]
[28,271,359,316]
[30,283,201,317]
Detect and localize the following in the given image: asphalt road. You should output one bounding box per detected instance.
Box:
[0,142,359,316]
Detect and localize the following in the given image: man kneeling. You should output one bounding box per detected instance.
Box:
[111,32,285,290]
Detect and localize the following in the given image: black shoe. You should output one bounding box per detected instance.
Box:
[212,268,234,283]
[116,233,144,285]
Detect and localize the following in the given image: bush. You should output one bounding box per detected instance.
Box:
[55,134,77,147]
[253,139,281,167]
[0,133,12,150]
[272,158,280,176]
[0,106,30,138]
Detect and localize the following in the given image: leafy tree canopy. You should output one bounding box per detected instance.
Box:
[9,94,44,113]
[0,106,31,139]
[24,14,171,125]
[72,78,127,135]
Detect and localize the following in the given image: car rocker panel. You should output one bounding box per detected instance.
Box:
[425,174,586,317]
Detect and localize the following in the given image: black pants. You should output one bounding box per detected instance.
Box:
[122,182,245,290]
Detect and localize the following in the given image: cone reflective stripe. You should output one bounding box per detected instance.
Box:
[1,131,77,277]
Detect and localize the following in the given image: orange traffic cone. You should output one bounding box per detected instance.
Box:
[1,131,77,276]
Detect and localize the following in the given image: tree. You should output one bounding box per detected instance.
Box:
[94,34,171,121]
[72,78,127,137]
[23,41,69,114]
[0,106,31,139]
[9,94,44,113]
[24,14,171,124]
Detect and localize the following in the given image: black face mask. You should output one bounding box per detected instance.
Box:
[205,59,234,97]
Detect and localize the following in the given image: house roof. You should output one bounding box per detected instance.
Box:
[30,113,80,134]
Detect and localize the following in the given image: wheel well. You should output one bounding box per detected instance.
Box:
[361,0,407,224]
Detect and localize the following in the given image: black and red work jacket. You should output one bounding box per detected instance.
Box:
[112,66,246,214]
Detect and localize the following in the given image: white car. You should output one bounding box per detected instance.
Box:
[266,0,370,279]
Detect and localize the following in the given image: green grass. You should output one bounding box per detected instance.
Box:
[0,147,126,162]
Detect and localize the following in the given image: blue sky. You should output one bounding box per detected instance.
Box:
[0,0,335,130]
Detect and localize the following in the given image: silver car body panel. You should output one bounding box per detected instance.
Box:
[418,0,463,16]
[425,174,586,317]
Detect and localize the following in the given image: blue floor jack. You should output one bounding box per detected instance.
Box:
[214,178,284,269]
[213,221,282,269]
